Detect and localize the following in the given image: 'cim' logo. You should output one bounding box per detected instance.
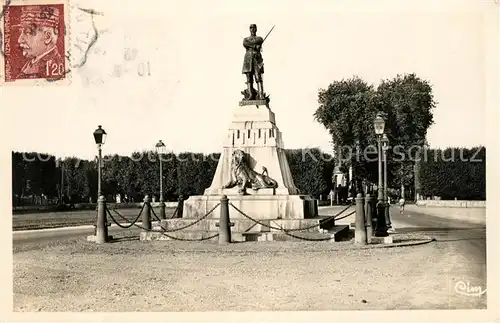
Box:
[454,281,487,297]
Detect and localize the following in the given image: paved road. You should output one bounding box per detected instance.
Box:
[390,206,486,278]
[321,203,486,265]
[13,223,144,244]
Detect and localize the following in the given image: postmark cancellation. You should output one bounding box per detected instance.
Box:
[1,0,70,85]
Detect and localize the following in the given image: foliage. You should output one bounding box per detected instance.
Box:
[177,152,218,198]
[12,152,59,204]
[377,74,436,189]
[418,147,485,200]
[314,73,436,193]
[315,76,379,156]
[285,148,334,197]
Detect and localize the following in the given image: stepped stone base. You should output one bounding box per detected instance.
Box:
[155,218,331,232]
[140,223,350,242]
[182,194,318,220]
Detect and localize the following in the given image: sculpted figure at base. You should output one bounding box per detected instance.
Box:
[241,24,271,101]
[222,149,278,195]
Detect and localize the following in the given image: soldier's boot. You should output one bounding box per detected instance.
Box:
[246,82,254,99]
[257,82,265,99]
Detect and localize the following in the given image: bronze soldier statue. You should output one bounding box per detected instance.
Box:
[242,24,268,101]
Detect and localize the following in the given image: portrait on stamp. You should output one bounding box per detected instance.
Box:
[2,3,65,82]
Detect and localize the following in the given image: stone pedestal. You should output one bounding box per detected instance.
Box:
[182,101,317,220]
[183,194,318,220]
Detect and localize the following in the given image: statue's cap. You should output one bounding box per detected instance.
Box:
[249,24,257,28]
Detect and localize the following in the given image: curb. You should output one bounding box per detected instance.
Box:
[13,221,157,234]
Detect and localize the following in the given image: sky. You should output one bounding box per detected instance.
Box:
[2,0,495,160]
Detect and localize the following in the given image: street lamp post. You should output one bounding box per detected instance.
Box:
[155,140,167,219]
[93,125,107,198]
[93,125,109,243]
[381,133,392,231]
[373,113,388,237]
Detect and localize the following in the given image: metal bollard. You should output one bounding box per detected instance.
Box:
[355,193,367,245]
[385,200,392,231]
[375,201,388,237]
[159,201,166,220]
[142,195,152,231]
[177,195,184,218]
[370,196,378,229]
[95,195,110,243]
[216,195,234,244]
[364,194,373,240]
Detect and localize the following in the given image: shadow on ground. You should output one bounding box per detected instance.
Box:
[395,226,485,242]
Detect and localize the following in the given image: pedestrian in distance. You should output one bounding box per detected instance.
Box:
[399,197,405,215]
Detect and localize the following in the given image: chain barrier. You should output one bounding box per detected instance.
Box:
[100,198,356,242]
[332,210,355,222]
[107,202,221,241]
[150,207,162,222]
[229,201,354,232]
[278,208,355,242]
[118,214,220,241]
[106,203,145,229]
[228,201,358,242]
[316,201,355,228]
[169,204,179,219]
[332,201,355,219]
[149,203,181,222]
[153,203,221,233]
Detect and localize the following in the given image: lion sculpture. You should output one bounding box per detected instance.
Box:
[222,149,278,195]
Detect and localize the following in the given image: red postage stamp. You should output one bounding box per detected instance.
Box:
[1,0,69,85]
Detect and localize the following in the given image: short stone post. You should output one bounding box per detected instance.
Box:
[216,195,234,244]
[365,193,373,241]
[355,193,367,245]
[142,195,151,231]
[95,195,110,243]
[177,195,184,218]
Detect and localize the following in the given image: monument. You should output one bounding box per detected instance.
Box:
[181,24,318,221]
[142,25,351,242]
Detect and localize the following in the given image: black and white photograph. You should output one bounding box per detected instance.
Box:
[1,0,498,322]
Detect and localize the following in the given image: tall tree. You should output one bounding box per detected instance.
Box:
[377,73,435,196]
[315,74,435,196]
[314,76,380,190]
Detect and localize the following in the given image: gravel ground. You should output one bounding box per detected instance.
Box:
[13,227,486,311]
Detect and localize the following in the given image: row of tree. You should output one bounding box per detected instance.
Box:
[416,147,486,200]
[12,148,335,205]
[12,144,486,206]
